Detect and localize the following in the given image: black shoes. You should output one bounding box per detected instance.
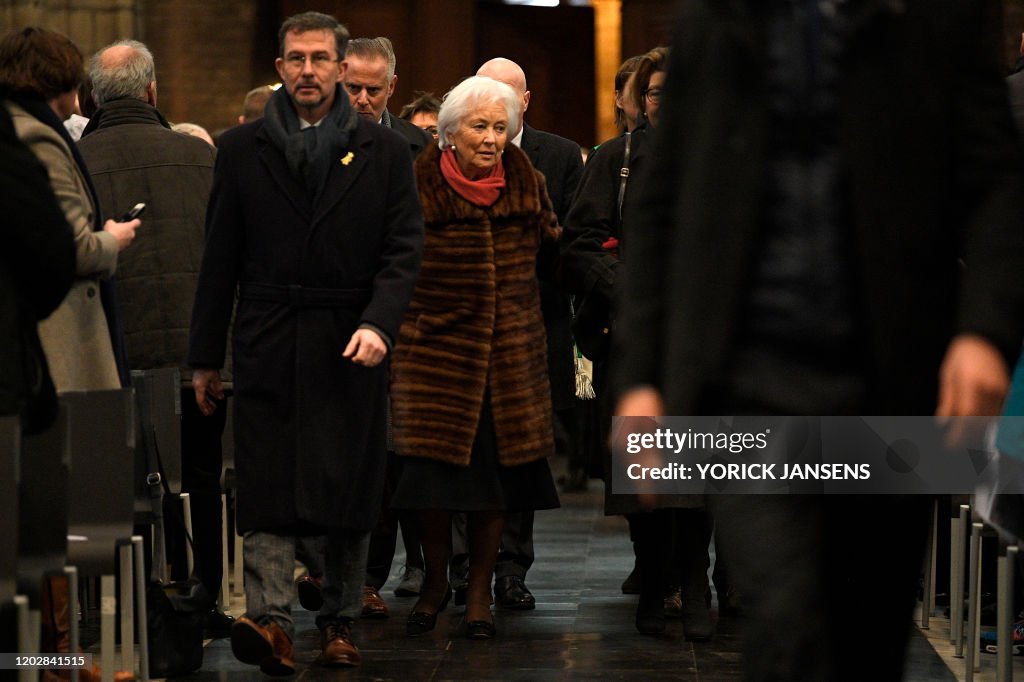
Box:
[621,565,642,595]
[295,575,324,612]
[494,575,535,611]
[205,608,236,639]
[453,583,468,607]
[406,587,452,636]
[635,595,666,636]
[466,619,497,639]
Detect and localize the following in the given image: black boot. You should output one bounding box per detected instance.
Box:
[632,511,668,635]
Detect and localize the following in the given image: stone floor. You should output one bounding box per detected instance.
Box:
[172,477,969,681]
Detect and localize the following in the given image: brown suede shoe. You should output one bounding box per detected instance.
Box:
[230,616,295,676]
[318,620,361,667]
[360,585,390,619]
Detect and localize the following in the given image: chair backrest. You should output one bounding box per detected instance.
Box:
[131,369,183,494]
[63,389,135,576]
[131,370,183,531]
[17,405,69,605]
[0,415,20,604]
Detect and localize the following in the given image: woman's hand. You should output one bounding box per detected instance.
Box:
[103,217,140,251]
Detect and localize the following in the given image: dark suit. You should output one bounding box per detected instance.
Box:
[384,111,431,159]
[496,124,583,582]
[615,1,1024,678]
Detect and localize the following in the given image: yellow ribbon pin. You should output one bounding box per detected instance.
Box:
[340,152,354,166]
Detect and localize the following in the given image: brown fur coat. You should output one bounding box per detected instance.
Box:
[391,143,559,467]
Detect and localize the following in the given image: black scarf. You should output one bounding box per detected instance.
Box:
[262,84,358,202]
[8,92,130,387]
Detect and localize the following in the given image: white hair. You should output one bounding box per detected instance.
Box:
[90,39,155,105]
[436,76,520,150]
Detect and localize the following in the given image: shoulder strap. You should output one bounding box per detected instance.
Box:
[616,131,632,224]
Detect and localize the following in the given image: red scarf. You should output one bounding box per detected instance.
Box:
[440,147,505,207]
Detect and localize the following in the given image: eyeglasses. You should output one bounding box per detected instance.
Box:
[283,53,337,71]
[644,88,663,104]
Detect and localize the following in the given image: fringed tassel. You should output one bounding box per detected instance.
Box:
[575,354,596,400]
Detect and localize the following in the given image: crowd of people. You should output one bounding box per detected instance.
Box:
[5,2,1024,680]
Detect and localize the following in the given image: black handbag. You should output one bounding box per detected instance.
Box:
[137,386,209,678]
[147,578,207,678]
[571,293,612,361]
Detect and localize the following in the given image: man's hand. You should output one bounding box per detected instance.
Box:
[343,328,388,367]
[613,386,666,510]
[192,368,224,416]
[615,386,666,419]
[936,334,1010,445]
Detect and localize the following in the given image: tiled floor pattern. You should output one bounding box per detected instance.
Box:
[165,476,982,681]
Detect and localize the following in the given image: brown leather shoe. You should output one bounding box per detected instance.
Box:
[360,585,389,619]
[230,616,295,676]
[318,620,361,667]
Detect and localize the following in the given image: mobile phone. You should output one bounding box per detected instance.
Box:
[119,202,146,221]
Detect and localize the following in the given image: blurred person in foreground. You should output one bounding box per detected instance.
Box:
[613,2,1024,680]
[0,26,140,682]
[562,47,715,640]
[390,75,561,640]
[0,89,74,434]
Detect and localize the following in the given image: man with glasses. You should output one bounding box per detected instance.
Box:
[188,11,423,674]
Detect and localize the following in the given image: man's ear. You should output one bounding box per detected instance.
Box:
[522,89,531,115]
[388,74,397,99]
[147,81,157,107]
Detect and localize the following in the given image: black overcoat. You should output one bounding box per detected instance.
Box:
[521,124,584,411]
[188,116,424,532]
[614,0,1024,416]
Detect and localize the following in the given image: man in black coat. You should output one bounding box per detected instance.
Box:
[471,57,584,611]
[614,2,1024,680]
[76,40,228,635]
[343,37,431,158]
[188,11,423,673]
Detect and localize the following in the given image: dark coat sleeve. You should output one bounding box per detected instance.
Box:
[558,135,628,299]
[2,102,75,319]
[188,128,244,369]
[389,114,433,160]
[952,0,1024,365]
[358,132,424,343]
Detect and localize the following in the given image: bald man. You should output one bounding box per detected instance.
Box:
[451,57,583,611]
[78,39,228,636]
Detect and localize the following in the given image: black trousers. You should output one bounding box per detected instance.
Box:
[177,389,227,601]
[713,494,929,682]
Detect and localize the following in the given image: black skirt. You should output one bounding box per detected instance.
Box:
[391,394,560,512]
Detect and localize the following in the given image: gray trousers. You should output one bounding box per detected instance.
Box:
[243,527,371,639]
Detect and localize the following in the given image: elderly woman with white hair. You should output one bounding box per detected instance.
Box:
[390,75,561,640]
